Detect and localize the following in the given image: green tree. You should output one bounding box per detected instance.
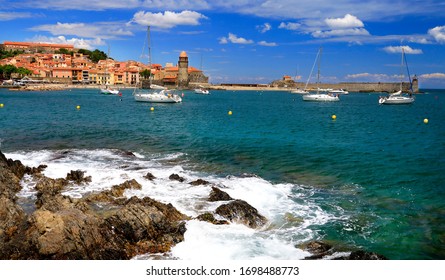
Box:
[0,65,32,79]
[89,49,108,63]
[56,48,73,55]
[139,69,151,79]
[17,67,32,76]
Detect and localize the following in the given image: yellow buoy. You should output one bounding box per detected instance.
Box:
[0,103,4,108]
[332,114,337,120]
[424,118,428,124]
[228,110,233,115]
[150,107,154,111]
[76,105,80,110]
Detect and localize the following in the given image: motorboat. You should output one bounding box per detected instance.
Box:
[134,89,182,103]
[100,87,120,95]
[303,92,339,102]
[194,88,210,94]
[194,87,210,94]
[329,88,349,95]
[290,88,309,94]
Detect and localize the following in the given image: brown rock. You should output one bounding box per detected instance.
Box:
[169,174,185,182]
[215,199,267,229]
[66,170,92,184]
[189,179,209,186]
[209,187,233,202]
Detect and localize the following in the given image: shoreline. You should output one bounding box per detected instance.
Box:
[1,83,429,93]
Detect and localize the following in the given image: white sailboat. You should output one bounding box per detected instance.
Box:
[291,65,309,94]
[133,26,182,103]
[302,47,339,102]
[379,48,414,105]
[100,46,120,95]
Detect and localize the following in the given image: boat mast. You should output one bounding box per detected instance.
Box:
[147,26,152,85]
[317,47,322,93]
[400,47,404,92]
[403,48,413,92]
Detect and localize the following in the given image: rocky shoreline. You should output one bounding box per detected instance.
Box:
[0,150,386,260]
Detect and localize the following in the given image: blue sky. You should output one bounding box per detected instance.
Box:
[1,0,445,88]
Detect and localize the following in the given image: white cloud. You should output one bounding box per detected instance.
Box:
[219,33,254,44]
[256,23,272,33]
[30,22,133,39]
[0,12,33,21]
[278,22,301,31]
[428,26,445,43]
[383,45,423,54]
[258,41,277,47]
[325,14,364,29]
[30,35,105,50]
[419,73,445,79]
[130,10,207,29]
[312,28,369,38]
[219,37,228,44]
[345,72,396,82]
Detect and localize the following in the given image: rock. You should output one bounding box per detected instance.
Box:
[340,250,388,260]
[209,187,233,202]
[144,172,156,180]
[85,179,142,203]
[0,158,22,200]
[300,240,388,260]
[34,177,71,211]
[189,179,209,186]
[66,170,92,184]
[301,241,333,259]
[26,207,128,259]
[196,212,229,225]
[169,174,185,182]
[215,199,267,229]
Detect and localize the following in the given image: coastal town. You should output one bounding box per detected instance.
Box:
[0,41,209,90]
[1,41,419,93]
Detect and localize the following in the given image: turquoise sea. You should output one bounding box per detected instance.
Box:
[0,88,444,260]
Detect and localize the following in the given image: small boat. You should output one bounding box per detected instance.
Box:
[379,48,414,105]
[303,92,339,102]
[194,85,210,94]
[329,88,349,95]
[100,87,120,95]
[132,26,181,103]
[134,89,182,103]
[290,88,309,94]
[379,91,414,105]
[302,47,339,102]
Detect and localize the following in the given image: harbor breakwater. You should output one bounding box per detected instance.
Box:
[219,79,419,93]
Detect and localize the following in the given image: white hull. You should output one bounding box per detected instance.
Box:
[291,89,309,94]
[100,88,120,95]
[194,88,210,94]
[329,89,349,95]
[302,93,339,102]
[134,90,182,103]
[379,95,414,105]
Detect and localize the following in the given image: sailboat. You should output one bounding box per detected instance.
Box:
[379,48,415,105]
[302,47,339,102]
[100,46,120,95]
[291,65,309,94]
[133,26,182,103]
